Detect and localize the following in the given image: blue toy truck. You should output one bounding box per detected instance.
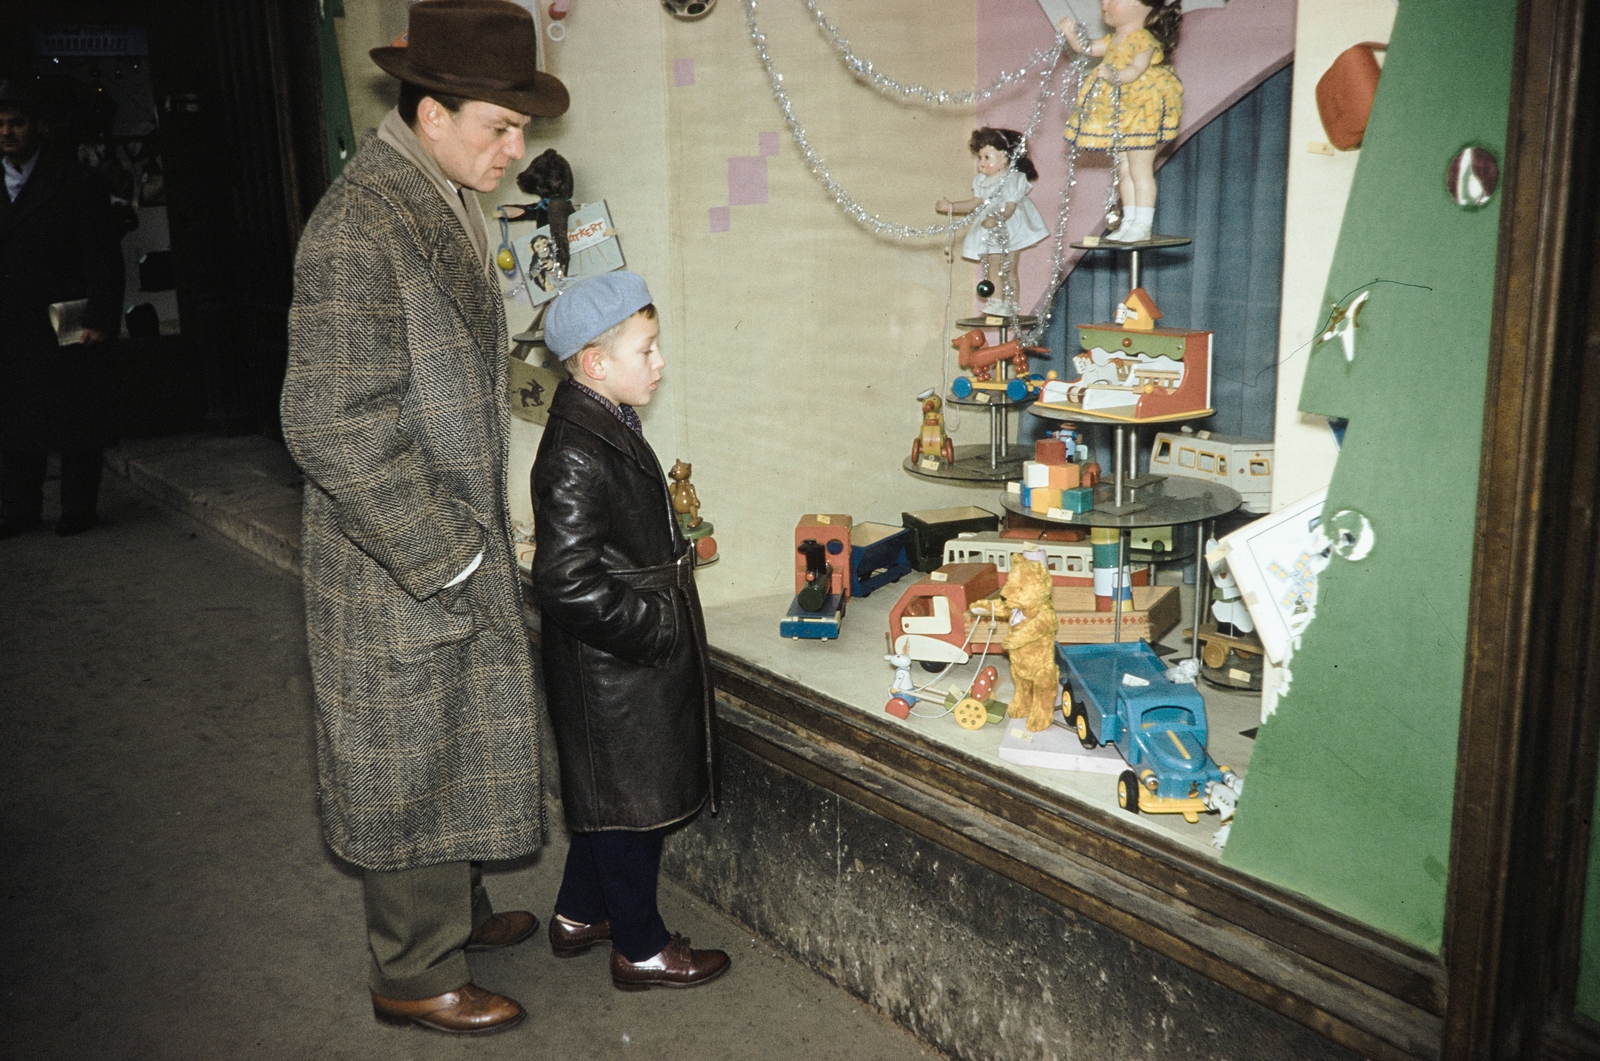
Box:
[1056,641,1236,822]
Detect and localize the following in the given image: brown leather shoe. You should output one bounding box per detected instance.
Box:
[466,910,539,951]
[611,933,730,992]
[549,913,612,957]
[371,983,525,1034]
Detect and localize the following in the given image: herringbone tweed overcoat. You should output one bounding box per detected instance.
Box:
[280,133,541,872]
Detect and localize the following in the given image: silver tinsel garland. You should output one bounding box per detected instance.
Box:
[804,0,1063,107]
[744,0,1109,346]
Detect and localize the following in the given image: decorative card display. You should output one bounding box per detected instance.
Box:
[512,200,625,306]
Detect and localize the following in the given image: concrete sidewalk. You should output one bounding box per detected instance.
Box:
[0,440,941,1060]
[107,434,307,577]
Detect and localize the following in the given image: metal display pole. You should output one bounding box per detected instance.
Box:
[1191,519,1210,661]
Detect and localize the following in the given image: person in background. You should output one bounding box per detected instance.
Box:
[0,78,125,538]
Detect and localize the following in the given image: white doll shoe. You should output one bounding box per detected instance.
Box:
[1107,221,1151,244]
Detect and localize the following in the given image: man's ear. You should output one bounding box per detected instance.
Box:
[416,97,447,142]
[579,346,606,382]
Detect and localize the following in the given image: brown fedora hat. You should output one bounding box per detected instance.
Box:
[371,0,569,118]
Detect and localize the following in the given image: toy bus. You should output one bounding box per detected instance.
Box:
[1148,428,1274,514]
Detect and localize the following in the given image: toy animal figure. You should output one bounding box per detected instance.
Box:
[950,329,1044,383]
[1080,462,1102,488]
[972,553,1059,732]
[910,393,956,465]
[515,147,574,276]
[668,459,702,530]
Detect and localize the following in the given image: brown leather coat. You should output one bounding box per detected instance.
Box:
[531,381,715,832]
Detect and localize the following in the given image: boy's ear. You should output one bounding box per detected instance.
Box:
[579,346,607,381]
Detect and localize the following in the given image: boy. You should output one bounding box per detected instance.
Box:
[530,271,728,991]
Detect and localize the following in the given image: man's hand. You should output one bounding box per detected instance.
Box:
[79,327,110,345]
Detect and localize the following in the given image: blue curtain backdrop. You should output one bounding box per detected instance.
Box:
[1030,63,1293,456]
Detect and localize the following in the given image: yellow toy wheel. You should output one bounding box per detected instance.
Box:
[953,697,988,730]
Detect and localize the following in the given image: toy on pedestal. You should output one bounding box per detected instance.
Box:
[968,552,1059,732]
[934,128,1048,317]
[1034,287,1214,423]
[1189,537,1266,691]
[780,514,851,640]
[668,459,718,566]
[909,390,956,469]
[1058,640,1237,824]
[949,328,1052,402]
[1058,1,1184,244]
[1149,427,1275,514]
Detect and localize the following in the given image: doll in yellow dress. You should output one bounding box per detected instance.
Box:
[1059,0,1183,243]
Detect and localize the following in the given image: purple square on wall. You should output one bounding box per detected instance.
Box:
[727,156,767,206]
[709,206,730,233]
[673,59,695,87]
[758,132,779,156]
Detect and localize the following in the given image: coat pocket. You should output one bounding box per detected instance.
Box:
[391,577,480,657]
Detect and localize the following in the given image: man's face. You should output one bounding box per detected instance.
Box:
[0,107,39,164]
[419,98,529,193]
[586,313,664,408]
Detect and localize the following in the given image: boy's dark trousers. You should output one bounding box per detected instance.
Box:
[555,827,672,961]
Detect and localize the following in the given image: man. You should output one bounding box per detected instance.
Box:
[279,0,568,1035]
[0,79,124,538]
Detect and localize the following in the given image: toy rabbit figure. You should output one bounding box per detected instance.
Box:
[936,128,1049,316]
[1059,0,1183,243]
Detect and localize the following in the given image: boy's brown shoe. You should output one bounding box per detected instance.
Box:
[371,983,525,1034]
[550,914,612,957]
[610,934,730,991]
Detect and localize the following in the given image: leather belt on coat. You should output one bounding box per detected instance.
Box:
[611,549,695,592]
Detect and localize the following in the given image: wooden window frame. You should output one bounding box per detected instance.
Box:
[701,4,1599,1059]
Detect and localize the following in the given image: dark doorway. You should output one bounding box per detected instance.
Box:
[1,0,332,438]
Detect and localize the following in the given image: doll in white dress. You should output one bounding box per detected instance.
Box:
[936,128,1049,317]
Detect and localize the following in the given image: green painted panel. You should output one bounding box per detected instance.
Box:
[1220,0,1514,950]
[318,8,357,183]
[1578,754,1600,1020]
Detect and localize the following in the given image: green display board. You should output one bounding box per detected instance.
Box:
[318,0,357,184]
[1578,757,1600,1019]
[1221,0,1515,950]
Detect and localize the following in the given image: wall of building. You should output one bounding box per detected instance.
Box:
[1269,0,1395,509]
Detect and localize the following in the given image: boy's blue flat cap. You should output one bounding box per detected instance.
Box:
[544,271,654,361]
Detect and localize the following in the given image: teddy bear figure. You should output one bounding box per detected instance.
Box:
[668,459,702,531]
[973,552,1059,732]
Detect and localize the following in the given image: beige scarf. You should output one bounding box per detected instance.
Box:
[378,108,490,272]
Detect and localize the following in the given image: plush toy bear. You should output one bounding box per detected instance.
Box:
[997,553,1060,732]
[515,147,574,276]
